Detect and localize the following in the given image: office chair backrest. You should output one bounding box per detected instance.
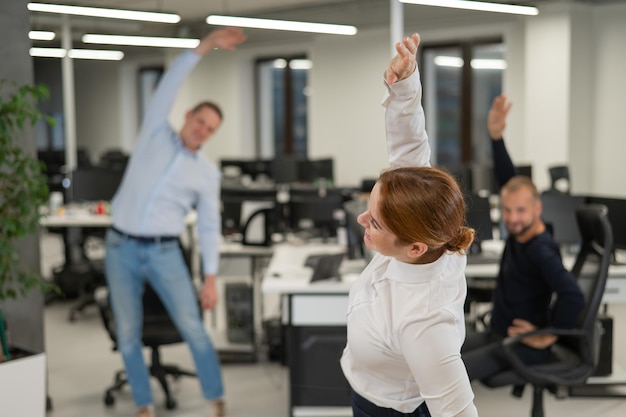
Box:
[570,204,613,334]
[542,204,612,381]
[548,165,570,194]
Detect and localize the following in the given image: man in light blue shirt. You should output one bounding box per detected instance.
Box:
[104,27,246,417]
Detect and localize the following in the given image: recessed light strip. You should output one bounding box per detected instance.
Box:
[29,30,56,41]
[434,56,508,70]
[206,15,358,36]
[30,47,124,60]
[400,0,539,16]
[27,2,181,23]
[82,34,199,48]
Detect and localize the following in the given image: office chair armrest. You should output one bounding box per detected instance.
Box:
[502,327,586,348]
[501,327,590,386]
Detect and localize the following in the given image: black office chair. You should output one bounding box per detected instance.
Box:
[95,243,199,410]
[480,204,613,417]
[547,165,571,194]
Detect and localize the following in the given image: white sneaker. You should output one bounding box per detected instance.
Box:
[211,399,226,417]
[136,406,156,417]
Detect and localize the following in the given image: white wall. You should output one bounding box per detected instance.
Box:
[591,3,626,196]
[523,8,572,192]
[308,29,390,186]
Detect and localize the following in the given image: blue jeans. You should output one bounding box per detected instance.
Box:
[351,391,431,417]
[104,229,223,407]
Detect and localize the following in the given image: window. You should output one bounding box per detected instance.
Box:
[421,39,505,166]
[138,66,163,122]
[255,55,310,159]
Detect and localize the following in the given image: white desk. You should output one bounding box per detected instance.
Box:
[39,208,197,228]
[40,208,198,272]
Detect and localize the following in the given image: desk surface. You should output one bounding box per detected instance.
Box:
[262,241,626,304]
[261,243,361,294]
[39,207,197,228]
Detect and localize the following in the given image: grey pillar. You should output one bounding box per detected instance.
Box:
[0,0,45,355]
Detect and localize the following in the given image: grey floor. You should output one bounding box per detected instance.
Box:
[41,232,626,417]
[45,300,289,417]
[44,298,626,417]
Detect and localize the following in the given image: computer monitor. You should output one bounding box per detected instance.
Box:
[64,167,124,203]
[245,159,273,180]
[441,164,473,197]
[220,159,273,181]
[515,164,533,180]
[272,156,300,184]
[540,192,586,246]
[465,193,493,253]
[304,253,345,283]
[471,164,498,195]
[288,187,344,238]
[297,158,334,184]
[220,186,276,236]
[585,195,626,251]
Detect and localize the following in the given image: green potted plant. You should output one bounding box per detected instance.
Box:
[0,80,54,362]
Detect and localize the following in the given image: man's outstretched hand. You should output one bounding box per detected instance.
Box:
[487,94,512,140]
[195,27,247,56]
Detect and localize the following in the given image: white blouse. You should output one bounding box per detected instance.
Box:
[340,253,478,416]
[340,67,479,417]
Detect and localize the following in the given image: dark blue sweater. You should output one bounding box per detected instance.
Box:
[490,139,585,337]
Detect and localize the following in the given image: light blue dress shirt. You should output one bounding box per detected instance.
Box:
[111,50,222,275]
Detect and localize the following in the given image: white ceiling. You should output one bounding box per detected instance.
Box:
[28,0,622,54]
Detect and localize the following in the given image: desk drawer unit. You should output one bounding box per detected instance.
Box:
[287,294,351,416]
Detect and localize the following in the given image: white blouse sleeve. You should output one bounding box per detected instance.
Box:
[399,315,479,417]
[382,67,431,169]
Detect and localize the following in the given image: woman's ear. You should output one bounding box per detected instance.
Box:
[407,242,429,260]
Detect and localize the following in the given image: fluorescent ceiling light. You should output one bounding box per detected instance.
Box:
[207,15,358,36]
[289,59,313,70]
[30,47,66,58]
[434,56,507,69]
[273,59,287,69]
[83,34,199,48]
[30,47,124,60]
[272,59,313,70]
[400,0,538,16]
[29,30,55,41]
[27,2,180,23]
[68,49,124,60]
[434,56,464,67]
[471,58,507,70]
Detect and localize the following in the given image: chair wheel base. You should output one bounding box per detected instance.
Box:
[104,392,115,407]
[165,398,177,410]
